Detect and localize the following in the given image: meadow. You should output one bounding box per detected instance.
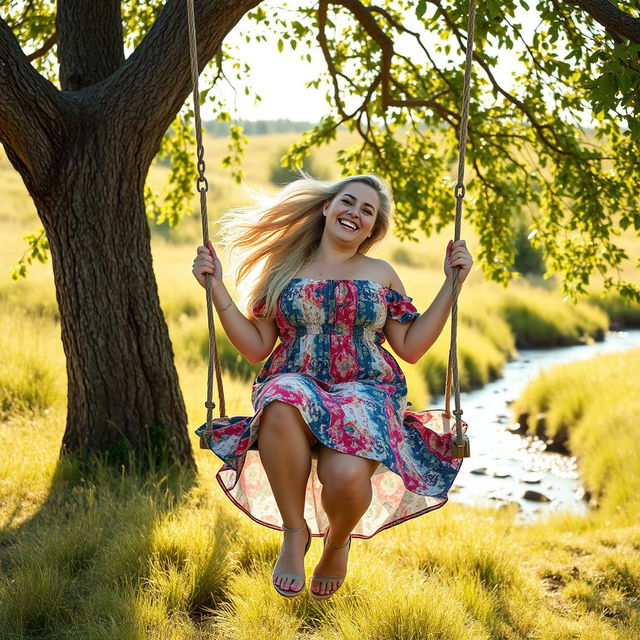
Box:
[1,131,639,638]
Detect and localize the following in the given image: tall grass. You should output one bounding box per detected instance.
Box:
[588,292,640,329]
[0,309,64,418]
[512,348,640,516]
[496,286,609,347]
[1,299,637,638]
[2,445,638,639]
[1,132,640,638]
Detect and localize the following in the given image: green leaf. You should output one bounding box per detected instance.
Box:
[11,226,50,280]
[6,0,639,303]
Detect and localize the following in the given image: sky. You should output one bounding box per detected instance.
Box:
[208,4,597,130]
[206,8,334,122]
[204,1,509,123]
[210,40,329,122]
[5,0,590,127]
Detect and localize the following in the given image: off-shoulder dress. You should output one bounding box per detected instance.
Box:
[196,277,464,538]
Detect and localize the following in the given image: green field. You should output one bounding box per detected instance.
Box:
[1,132,639,638]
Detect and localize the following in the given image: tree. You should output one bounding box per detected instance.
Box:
[1,0,261,469]
[1,0,638,469]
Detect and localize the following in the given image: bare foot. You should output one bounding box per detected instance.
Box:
[272,524,311,594]
[310,530,351,597]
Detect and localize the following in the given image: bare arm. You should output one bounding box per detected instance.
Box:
[385,275,463,365]
[383,240,473,364]
[192,243,277,364]
[210,282,278,364]
[403,278,459,364]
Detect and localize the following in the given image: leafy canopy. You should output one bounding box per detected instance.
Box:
[3,0,639,302]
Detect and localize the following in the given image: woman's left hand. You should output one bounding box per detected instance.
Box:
[444,239,473,285]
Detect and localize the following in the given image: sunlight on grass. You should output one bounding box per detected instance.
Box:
[0,309,64,418]
[513,348,640,517]
[1,132,640,638]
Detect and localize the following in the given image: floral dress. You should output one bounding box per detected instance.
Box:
[196,278,466,539]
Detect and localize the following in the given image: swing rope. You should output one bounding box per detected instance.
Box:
[444,0,476,458]
[187,0,476,458]
[186,0,226,432]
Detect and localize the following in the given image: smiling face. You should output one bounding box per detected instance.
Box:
[322,181,380,246]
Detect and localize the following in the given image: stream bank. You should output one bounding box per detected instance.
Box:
[431,329,640,522]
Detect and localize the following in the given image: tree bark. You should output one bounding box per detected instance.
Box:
[0,0,262,468]
[0,18,61,189]
[57,0,124,90]
[568,0,640,44]
[33,116,192,465]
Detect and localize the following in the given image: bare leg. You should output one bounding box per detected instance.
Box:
[258,400,316,593]
[311,447,379,596]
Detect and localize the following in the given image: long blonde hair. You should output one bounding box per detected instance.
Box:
[216,174,394,319]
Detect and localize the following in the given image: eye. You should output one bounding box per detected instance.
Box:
[363,209,374,216]
[341,198,352,205]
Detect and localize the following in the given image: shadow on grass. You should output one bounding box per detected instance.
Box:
[0,447,231,639]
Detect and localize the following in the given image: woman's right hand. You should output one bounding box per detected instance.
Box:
[192,240,224,289]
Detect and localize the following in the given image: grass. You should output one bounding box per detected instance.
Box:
[1,292,638,638]
[588,292,640,329]
[1,130,639,638]
[0,308,65,418]
[1,422,639,638]
[512,348,640,516]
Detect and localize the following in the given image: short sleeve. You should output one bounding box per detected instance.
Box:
[385,288,420,323]
[251,299,267,319]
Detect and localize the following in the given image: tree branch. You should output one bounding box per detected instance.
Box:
[27,32,58,61]
[6,0,36,30]
[0,16,62,188]
[98,0,262,169]
[568,0,640,43]
[317,1,349,119]
[329,0,455,117]
[57,0,124,90]
[331,0,396,107]
[433,1,586,159]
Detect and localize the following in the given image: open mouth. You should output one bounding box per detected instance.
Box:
[338,218,358,231]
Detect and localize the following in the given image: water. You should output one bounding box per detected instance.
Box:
[430,329,640,522]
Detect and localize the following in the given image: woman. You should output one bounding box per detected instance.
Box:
[192,174,473,600]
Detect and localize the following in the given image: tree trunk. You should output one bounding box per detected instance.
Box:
[30,114,193,467]
[0,0,263,470]
[57,0,124,90]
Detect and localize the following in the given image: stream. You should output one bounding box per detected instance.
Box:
[430,329,640,522]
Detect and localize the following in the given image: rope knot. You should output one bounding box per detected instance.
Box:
[204,401,216,409]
